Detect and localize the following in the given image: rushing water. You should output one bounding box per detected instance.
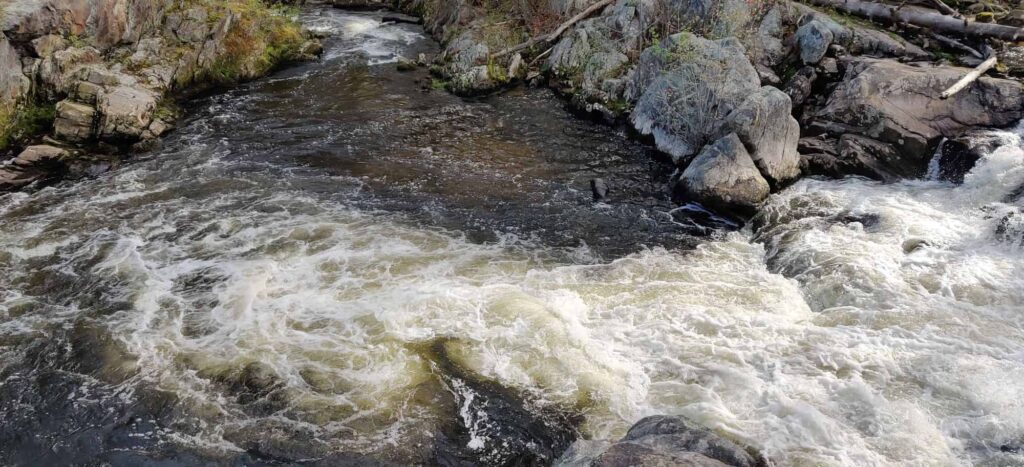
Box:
[2,8,1024,467]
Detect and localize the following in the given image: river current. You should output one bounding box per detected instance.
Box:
[1,8,1023,466]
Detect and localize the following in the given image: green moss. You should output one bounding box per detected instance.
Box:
[0,101,57,151]
[188,0,306,84]
[487,59,509,83]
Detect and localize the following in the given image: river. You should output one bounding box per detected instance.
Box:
[1,8,1023,466]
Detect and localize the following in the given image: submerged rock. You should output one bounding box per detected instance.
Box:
[937,130,1006,184]
[676,133,770,217]
[561,415,763,467]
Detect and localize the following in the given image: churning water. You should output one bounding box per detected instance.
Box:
[1,8,1023,467]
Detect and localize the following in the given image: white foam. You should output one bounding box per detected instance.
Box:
[2,46,1024,467]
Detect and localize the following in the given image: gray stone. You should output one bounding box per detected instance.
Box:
[677,133,771,216]
[722,86,801,187]
[629,33,760,162]
[783,66,816,108]
[811,58,1024,177]
[796,19,833,65]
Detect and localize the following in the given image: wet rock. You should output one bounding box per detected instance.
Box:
[902,238,931,253]
[0,144,71,191]
[836,134,912,181]
[720,86,801,187]
[936,130,1005,184]
[629,33,760,163]
[53,100,96,142]
[382,13,421,25]
[12,144,67,167]
[676,133,771,217]
[595,443,729,466]
[1003,10,1024,27]
[796,19,833,65]
[622,415,760,466]
[591,178,609,201]
[571,415,763,467]
[418,339,581,466]
[810,58,1024,178]
[396,57,417,71]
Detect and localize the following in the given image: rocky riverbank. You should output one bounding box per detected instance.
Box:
[393,0,1024,219]
[0,0,321,190]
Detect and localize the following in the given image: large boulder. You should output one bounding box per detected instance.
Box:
[629,33,761,162]
[810,58,1024,178]
[676,133,771,216]
[720,86,801,187]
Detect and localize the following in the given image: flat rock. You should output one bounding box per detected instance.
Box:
[13,144,68,167]
[810,58,1024,177]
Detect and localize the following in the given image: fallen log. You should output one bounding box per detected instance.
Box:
[941,50,998,98]
[929,33,983,58]
[491,0,615,59]
[802,0,1024,40]
[929,0,963,19]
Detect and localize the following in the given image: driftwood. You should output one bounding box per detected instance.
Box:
[941,48,998,98]
[803,0,1024,40]
[929,0,963,18]
[491,0,616,59]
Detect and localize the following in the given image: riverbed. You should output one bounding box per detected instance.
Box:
[1,8,1023,466]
